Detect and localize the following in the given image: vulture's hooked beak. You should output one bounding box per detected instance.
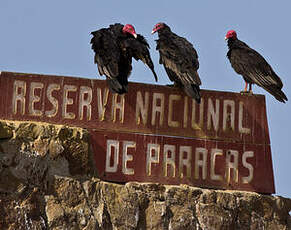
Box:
[133,33,137,39]
[151,30,156,34]
[224,36,228,41]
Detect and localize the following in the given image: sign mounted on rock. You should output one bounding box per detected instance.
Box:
[0,71,275,193]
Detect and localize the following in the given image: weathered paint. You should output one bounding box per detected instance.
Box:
[0,71,275,193]
[0,72,269,144]
[90,130,274,193]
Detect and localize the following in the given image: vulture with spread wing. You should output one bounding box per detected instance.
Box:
[152,22,201,103]
[225,30,287,103]
[90,23,158,94]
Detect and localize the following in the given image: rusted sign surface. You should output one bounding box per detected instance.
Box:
[91,130,274,193]
[0,72,269,144]
[0,71,275,193]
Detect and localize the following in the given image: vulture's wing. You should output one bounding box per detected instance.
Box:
[90,28,120,79]
[157,35,201,86]
[122,34,158,82]
[230,47,282,87]
[230,46,287,102]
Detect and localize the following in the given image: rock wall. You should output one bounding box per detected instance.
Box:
[0,120,290,230]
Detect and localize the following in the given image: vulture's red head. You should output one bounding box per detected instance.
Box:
[225,30,237,40]
[151,22,165,34]
[122,24,137,38]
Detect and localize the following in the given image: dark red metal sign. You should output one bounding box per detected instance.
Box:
[91,130,274,193]
[0,71,275,193]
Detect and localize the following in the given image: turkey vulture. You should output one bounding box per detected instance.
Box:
[225,30,287,103]
[151,22,202,104]
[90,23,158,94]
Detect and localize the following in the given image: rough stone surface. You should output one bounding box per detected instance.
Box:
[0,120,290,230]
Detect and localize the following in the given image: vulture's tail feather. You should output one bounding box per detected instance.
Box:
[184,84,201,104]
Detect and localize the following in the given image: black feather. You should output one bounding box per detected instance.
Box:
[184,84,201,104]
[154,23,201,101]
[90,23,158,93]
[106,78,128,94]
[227,37,287,103]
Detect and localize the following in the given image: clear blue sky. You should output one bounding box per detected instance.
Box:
[0,1,290,198]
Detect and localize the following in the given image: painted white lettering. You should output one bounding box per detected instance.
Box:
[45,83,60,117]
[122,141,135,175]
[62,84,77,119]
[191,98,204,130]
[225,150,239,183]
[207,98,220,131]
[12,80,26,115]
[151,93,164,126]
[136,91,149,125]
[79,86,92,120]
[179,146,192,178]
[223,100,235,131]
[239,101,251,134]
[146,143,160,176]
[97,88,109,121]
[106,140,119,173]
[168,94,181,127]
[210,149,223,181]
[242,151,254,183]
[29,82,44,116]
[163,144,176,177]
[111,94,125,123]
[195,147,208,180]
